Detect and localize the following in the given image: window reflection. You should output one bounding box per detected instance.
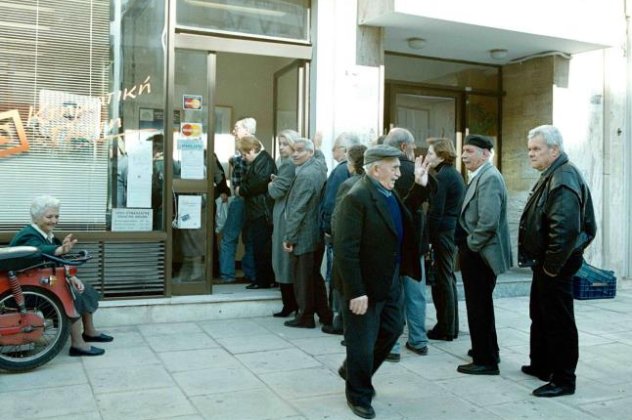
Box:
[177,0,310,41]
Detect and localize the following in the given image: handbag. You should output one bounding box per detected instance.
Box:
[214,196,233,233]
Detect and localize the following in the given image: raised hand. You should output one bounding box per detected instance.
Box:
[414,155,430,186]
[57,234,78,255]
[312,131,323,150]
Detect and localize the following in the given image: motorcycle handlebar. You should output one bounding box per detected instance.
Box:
[41,250,92,266]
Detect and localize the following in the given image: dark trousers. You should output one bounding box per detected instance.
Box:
[459,246,499,366]
[342,271,404,407]
[291,250,332,324]
[431,230,459,337]
[530,253,582,387]
[249,217,274,287]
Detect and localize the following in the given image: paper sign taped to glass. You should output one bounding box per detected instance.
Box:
[177,195,202,229]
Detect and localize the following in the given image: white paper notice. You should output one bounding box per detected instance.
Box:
[177,195,202,229]
[179,137,205,179]
[179,122,205,180]
[111,208,153,232]
[125,130,153,208]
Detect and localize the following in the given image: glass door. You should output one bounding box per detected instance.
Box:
[465,93,501,168]
[169,33,311,295]
[274,60,309,152]
[168,49,217,295]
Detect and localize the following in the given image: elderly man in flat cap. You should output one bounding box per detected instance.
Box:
[455,135,512,376]
[334,145,429,419]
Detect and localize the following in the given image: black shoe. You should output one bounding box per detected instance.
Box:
[347,401,376,419]
[273,307,296,318]
[284,318,316,328]
[82,333,113,343]
[457,362,499,375]
[405,342,428,355]
[532,382,575,397]
[338,365,347,380]
[467,349,501,364]
[69,346,105,357]
[521,365,552,382]
[385,353,400,362]
[322,324,343,335]
[427,329,454,341]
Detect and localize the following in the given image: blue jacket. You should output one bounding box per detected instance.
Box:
[319,161,350,234]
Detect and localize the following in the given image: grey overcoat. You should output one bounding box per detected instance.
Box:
[459,161,512,275]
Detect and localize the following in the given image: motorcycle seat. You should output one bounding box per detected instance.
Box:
[0,246,42,272]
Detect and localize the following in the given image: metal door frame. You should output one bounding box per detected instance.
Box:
[273,59,310,157]
[165,19,312,294]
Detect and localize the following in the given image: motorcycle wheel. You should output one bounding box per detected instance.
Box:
[0,287,70,372]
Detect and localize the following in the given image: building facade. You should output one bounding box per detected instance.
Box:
[0,0,629,298]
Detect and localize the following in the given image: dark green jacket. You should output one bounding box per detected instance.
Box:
[10,225,60,255]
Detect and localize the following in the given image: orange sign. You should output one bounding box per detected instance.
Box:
[0,110,30,158]
[181,123,202,138]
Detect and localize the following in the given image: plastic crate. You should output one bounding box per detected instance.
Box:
[573,261,616,300]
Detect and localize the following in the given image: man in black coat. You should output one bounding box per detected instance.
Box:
[519,125,596,397]
[334,145,427,419]
[384,128,429,359]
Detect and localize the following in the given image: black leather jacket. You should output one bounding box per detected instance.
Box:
[518,153,596,275]
[239,150,277,223]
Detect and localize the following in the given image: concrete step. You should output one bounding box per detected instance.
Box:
[96,269,534,328]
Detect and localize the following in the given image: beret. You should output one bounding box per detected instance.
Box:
[465,135,493,150]
[363,145,401,165]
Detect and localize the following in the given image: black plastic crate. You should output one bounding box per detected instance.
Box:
[573,261,616,300]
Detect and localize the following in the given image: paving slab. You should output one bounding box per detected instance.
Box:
[1,281,631,419]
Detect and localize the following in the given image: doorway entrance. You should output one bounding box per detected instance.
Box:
[385,82,501,170]
[384,53,502,168]
[167,35,310,295]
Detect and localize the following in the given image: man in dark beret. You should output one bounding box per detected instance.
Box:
[334,144,429,418]
[456,134,512,376]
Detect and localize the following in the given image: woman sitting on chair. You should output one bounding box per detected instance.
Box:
[10,195,113,357]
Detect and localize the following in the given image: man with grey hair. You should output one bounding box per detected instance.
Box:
[283,138,332,328]
[334,145,429,419]
[518,124,596,397]
[383,127,429,360]
[456,135,512,376]
[320,132,361,335]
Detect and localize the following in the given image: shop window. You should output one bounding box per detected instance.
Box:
[0,0,167,233]
[176,0,310,42]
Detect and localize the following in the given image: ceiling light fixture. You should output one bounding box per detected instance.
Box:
[490,49,508,60]
[407,37,426,50]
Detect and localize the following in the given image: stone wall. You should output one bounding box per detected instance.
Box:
[501,57,556,265]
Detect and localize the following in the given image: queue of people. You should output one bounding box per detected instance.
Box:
[223,123,592,419]
[14,122,594,419]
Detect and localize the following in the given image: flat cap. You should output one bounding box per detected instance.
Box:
[465,135,494,150]
[363,145,401,165]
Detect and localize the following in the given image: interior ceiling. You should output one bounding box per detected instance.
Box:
[374,14,609,65]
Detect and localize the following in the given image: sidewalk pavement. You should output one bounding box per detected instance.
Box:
[1,284,631,420]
